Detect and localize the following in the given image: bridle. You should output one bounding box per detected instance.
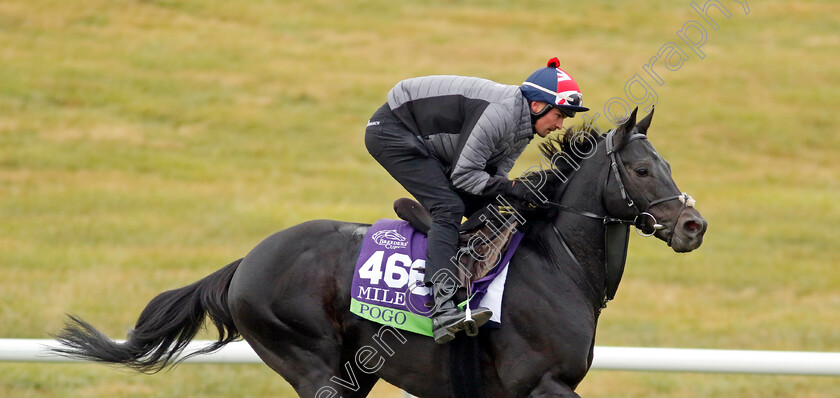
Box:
[546,130,695,234]
[604,130,695,241]
[542,128,696,308]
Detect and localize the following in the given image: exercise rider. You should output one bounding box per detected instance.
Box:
[364,58,589,343]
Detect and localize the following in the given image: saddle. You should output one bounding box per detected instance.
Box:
[393,198,519,287]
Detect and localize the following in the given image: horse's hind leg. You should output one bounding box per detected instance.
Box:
[235,311,379,397]
[230,278,379,396]
[227,219,379,396]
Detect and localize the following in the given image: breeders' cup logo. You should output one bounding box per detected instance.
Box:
[372,229,408,249]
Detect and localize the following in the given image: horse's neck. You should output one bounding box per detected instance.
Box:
[548,155,610,306]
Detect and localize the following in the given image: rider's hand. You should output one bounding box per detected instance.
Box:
[506,180,544,206]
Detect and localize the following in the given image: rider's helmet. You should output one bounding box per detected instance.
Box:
[521,57,589,118]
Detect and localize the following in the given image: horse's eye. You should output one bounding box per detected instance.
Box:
[635,167,649,177]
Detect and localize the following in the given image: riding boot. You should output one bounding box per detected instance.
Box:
[431,284,492,344]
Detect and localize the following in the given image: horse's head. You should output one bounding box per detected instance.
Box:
[602,108,707,252]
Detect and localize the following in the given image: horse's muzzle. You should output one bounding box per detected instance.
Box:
[665,208,708,252]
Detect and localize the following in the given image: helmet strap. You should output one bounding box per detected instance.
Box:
[529,102,553,132]
[530,101,553,120]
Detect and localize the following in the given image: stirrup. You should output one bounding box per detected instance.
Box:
[462,306,492,337]
[462,306,481,337]
[431,306,492,344]
[429,276,492,343]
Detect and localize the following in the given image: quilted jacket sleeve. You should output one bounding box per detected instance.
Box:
[450,102,516,196]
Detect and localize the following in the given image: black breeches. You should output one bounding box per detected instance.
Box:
[365,104,480,286]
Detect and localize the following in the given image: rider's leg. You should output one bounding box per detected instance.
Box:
[365,106,491,343]
[405,185,494,344]
[384,175,493,343]
[423,197,489,343]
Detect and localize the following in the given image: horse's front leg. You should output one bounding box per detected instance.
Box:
[527,373,582,398]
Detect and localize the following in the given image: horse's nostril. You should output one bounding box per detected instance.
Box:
[684,220,701,233]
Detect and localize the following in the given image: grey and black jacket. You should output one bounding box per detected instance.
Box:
[387,75,534,197]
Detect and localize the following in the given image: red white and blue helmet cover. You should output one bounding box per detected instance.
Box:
[521,57,589,113]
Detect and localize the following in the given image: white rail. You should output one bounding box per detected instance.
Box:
[591,346,840,376]
[2,339,839,376]
[0,339,258,364]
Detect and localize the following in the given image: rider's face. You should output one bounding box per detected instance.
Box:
[532,103,566,137]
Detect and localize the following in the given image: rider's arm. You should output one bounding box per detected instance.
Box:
[450,102,515,197]
[493,143,526,179]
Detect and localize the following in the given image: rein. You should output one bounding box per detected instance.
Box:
[543,129,696,309]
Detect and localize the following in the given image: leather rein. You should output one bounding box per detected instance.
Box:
[544,129,695,309]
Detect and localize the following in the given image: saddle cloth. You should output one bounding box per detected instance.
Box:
[350,218,523,337]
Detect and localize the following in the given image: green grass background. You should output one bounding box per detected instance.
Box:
[1,0,838,397]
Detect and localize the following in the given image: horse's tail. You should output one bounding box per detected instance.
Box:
[51,258,243,373]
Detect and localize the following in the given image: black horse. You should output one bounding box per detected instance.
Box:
[53,108,707,397]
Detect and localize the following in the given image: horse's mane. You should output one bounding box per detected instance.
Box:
[537,122,605,175]
[507,123,606,219]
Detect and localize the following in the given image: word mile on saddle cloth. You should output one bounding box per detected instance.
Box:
[350,198,523,337]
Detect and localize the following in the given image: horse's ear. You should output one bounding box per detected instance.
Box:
[620,107,638,135]
[634,106,655,136]
[611,107,639,152]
